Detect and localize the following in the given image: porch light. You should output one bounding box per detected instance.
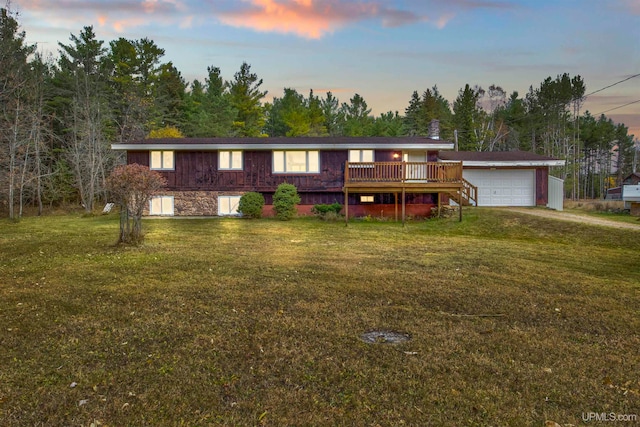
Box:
[392,152,400,159]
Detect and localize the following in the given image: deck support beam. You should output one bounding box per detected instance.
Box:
[394,192,398,222]
[402,188,406,226]
[344,188,349,226]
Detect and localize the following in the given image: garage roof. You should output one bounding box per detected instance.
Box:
[438,150,565,167]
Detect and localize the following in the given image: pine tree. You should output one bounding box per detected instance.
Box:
[228,62,267,136]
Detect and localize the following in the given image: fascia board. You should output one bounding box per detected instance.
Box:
[440,160,565,167]
[111,143,455,151]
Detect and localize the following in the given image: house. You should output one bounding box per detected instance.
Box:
[111,131,463,220]
[621,173,640,216]
[438,150,565,210]
[111,130,565,219]
[623,172,640,185]
[605,172,640,200]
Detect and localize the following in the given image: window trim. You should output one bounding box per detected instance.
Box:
[149,196,174,216]
[150,150,175,171]
[218,195,242,216]
[360,195,375,203]
[218,150,243,171]
[273,150,320,174]
[349,150,374,168]
[349,149,374,163]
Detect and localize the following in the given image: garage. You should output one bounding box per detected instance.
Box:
[438,150,566,209]
[463,169,535,206]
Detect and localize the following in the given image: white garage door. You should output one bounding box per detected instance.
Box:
[463,169,535,206]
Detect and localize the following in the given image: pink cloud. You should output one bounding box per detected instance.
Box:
[217,0,426,39]
[14,0,191,33]
[623,0,640,15]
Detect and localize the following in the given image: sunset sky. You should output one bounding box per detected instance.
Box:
[13,0,640,139]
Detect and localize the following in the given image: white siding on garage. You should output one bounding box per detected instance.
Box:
[547,176,564,211]
[463,169,535,206]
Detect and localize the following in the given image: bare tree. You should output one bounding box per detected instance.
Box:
[56,26,114,213]
[0,6,36,219]
[106,163,166,244]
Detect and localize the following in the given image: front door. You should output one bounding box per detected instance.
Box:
[403,151,427,181]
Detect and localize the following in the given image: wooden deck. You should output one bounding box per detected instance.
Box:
[342,161,476,223]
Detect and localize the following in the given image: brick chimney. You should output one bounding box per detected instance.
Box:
[428,119,440,140]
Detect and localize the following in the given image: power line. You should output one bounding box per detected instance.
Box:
[595,99,640,115]
[584,73,640,98]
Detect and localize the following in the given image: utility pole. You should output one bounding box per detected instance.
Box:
[634,138,639,173]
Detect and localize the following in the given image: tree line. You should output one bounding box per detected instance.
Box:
[0,8,636,219]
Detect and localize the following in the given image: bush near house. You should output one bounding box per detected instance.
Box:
[311,203,343,216]
[311,203,343,220]
[272,183,300,220]
[237,192,265,218]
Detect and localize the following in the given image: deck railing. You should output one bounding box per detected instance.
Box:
[345,161,463,184]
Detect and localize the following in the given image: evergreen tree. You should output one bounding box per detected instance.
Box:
[107,37,166,142]
[403,91,421,136]
[372,111,404,136]
[403,87,452,138]
[184,66,236,137]
[153,61,187,130]
[452,84,482,151]
[320,91,343,136]
[228,62,267,136]
[306,89,327,136]
[341,93,373,136]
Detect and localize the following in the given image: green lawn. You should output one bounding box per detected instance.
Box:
[1,209,639,426]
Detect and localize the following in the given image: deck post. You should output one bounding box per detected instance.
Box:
[458,192,462,222]
[402,188,406,226]
[437,192,441,218]
[344,189,349,225]
[394,192,398,222]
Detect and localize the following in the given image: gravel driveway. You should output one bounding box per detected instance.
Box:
[508,208,640,231]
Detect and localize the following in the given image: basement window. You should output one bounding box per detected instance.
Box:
[149,196,174,216]
[150,151,174,170]
[360,195,374,203]
[218,196,241,216]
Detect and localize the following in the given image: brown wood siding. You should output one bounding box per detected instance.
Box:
[536,167,548,206]
[128,151,150,166]
[126,149,446,203]
[128,150,348,193]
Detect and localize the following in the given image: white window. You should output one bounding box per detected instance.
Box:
[149,196,174,216]
[150,151,174,170]
[349,150,374,163]
[219,151,243,170]
[218,196,241,216]
[360,195,374,203]
[273,151,320,173]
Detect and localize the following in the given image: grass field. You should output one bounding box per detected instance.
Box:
[1,209,639,426]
